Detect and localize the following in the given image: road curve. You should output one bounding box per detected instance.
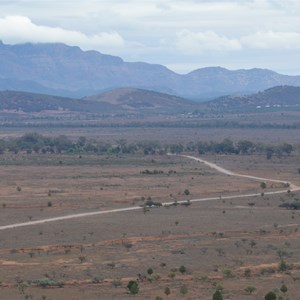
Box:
[177,154,300,191]
[0,154,298,231]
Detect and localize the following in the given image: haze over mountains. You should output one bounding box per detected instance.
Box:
[1,41,300,100]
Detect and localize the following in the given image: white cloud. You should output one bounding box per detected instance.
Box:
[0,1,300,74]
[175,30,242,54]
[241,31,300,49]
[0,15,125,50]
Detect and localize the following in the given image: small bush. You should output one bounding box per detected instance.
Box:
[179,285,188,295]
[147,268,153,275]
[244,286,256,294]
[278,260,291,272]
[264,291,277,300]
[127,280,139,295]
[280,284,288,294]
[213,290,223,300]
[36,279,58,288]
[179,265,187,274]
[164,286,171,296]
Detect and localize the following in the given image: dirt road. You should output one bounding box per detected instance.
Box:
[179,154,299,190]
[0,154,298,231]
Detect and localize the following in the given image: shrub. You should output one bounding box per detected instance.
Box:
[179,265,187,274]
[244,268,251,277]
[127,280,139,295]
[36,278,58,288]
[222,268,234,278]
[264,291,277,300]
[183,189,190,196]
[278,260,291,272]
[280,284,288,294]
[112,279,122,288]
[147,268,153,275]
[180,285,188,295]
[168,272,176,279]
[164,286,171,296]
[213,290,223,300]
[244,286,256,295]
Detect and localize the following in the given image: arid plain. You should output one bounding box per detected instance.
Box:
[0,122,299,300]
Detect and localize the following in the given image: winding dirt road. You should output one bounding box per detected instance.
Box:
[179,154,299,191]
[0,154,298,231]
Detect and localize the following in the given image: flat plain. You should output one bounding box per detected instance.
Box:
[0,121,300,300]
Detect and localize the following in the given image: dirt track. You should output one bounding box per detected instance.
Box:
[0,154,298,231]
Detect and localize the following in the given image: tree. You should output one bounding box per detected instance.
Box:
[237,140,254,154]
[127,280,139,295]
[264,291,277,300]
[147,268,153,275]
[260,182,267,189]
[280,284,287,294]
[179,265,187,274]
[183,189,190,196]
[213,290,223,300]
[164,286,171,296]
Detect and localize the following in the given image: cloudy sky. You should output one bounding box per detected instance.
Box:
[0,0,299,74]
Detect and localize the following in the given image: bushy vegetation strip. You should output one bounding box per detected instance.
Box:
[0,133,295,159]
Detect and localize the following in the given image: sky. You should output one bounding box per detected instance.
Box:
[0,0,299,75]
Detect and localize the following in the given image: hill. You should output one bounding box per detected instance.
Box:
[208,86,300,113]
[84,88,196,113]
[1,42,300,99]
[0,88,196,116]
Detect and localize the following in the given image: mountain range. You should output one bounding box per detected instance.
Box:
[1,41,300,99]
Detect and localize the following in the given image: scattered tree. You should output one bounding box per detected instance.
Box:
[127,280,139,295]
[213,290,223,300]
[164,286,171,296]
[179,265,187,274]
[264,291,277,300]
[280,284,288,294]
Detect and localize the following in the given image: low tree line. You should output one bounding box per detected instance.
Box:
[0,133,295,159]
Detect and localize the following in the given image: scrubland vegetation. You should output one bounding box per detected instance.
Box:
[0,132,295,160]
[0,112,299,299]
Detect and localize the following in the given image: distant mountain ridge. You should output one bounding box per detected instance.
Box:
[1,42,300,99]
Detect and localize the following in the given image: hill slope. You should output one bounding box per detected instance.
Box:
[84,88,196,113]
[0,88,196,115]
[208,86,300,112]
[1,42,300,99]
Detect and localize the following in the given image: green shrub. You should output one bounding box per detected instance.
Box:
[213,290,223,300]
[264,291,277,300]
[127,280,139,295]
